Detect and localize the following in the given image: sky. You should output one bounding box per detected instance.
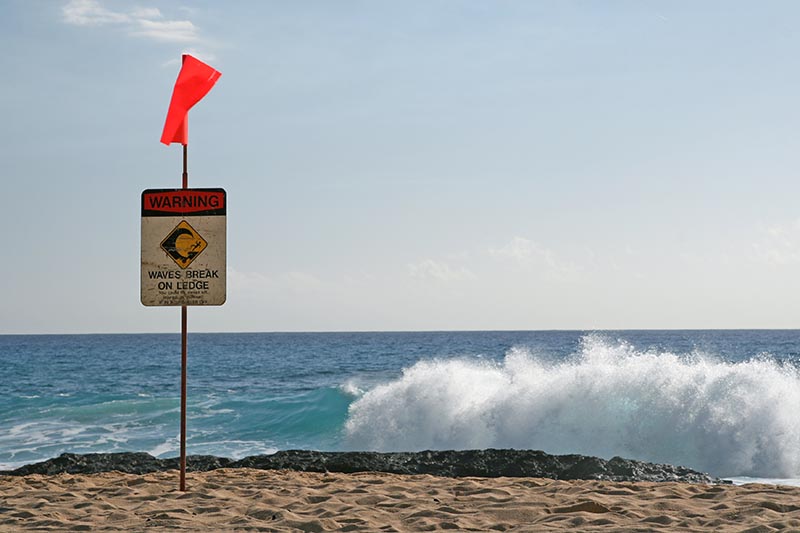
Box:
[2,1,800,334]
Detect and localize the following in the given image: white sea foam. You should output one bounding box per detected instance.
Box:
[339,379,366,398]
[148,436,179,458]
[344,335,800,478]
[187,440,279,459]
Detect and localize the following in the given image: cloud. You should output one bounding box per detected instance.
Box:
[228,268,274,293]
[408,259,476,283]
[62,0,201,43]
[62,0,129,25]
[489,237,582,281]
[228,268,327,295]
[753,220,800,265]
[130,7,162,19]
[132,19,199,43]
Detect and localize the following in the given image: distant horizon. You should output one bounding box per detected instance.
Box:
[3,326,800,336]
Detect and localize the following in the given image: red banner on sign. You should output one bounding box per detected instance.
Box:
[142,189,226,216]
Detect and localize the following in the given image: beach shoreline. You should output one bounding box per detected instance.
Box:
[2,468,799,531]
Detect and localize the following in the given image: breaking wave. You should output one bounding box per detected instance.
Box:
[344,335,800,477]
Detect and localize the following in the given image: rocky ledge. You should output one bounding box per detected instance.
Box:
[0,449,726,484]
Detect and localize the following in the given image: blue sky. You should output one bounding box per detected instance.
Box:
[2,1,800,333]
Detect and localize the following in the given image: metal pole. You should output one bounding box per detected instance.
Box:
[180,306,187,491]
[180,143,188,492]
[182,143,188,189]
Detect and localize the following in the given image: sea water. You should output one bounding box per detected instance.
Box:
[2,330,800,485]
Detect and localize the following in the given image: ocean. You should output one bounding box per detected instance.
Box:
[2,330,800,485]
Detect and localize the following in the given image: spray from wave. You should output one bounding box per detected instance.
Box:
[344,335,800,477]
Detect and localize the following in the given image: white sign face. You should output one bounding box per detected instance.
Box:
[141,188,226,306]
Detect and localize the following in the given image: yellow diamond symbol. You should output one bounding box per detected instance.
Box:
[161,220,208,269]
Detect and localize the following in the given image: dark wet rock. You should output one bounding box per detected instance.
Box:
[230,449,723,483]
[0,449,726,483]
[1,452,231,476]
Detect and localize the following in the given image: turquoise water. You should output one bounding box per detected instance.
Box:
[3,330,800,480]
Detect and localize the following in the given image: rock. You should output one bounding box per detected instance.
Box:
[1,452,231,476]
[0,449,726,484]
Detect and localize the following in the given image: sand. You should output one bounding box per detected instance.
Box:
[1,469,798,532]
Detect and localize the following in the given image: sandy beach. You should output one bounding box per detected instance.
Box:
[2,469,799,532]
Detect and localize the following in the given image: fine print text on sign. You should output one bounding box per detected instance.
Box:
[141,188,226,306]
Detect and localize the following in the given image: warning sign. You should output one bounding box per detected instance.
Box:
[141,188,226,306]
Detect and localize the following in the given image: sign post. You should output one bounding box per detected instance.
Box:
[149,54,222,492]
[141,181,226,492]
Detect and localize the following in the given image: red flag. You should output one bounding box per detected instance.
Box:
[160,55,222,145]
